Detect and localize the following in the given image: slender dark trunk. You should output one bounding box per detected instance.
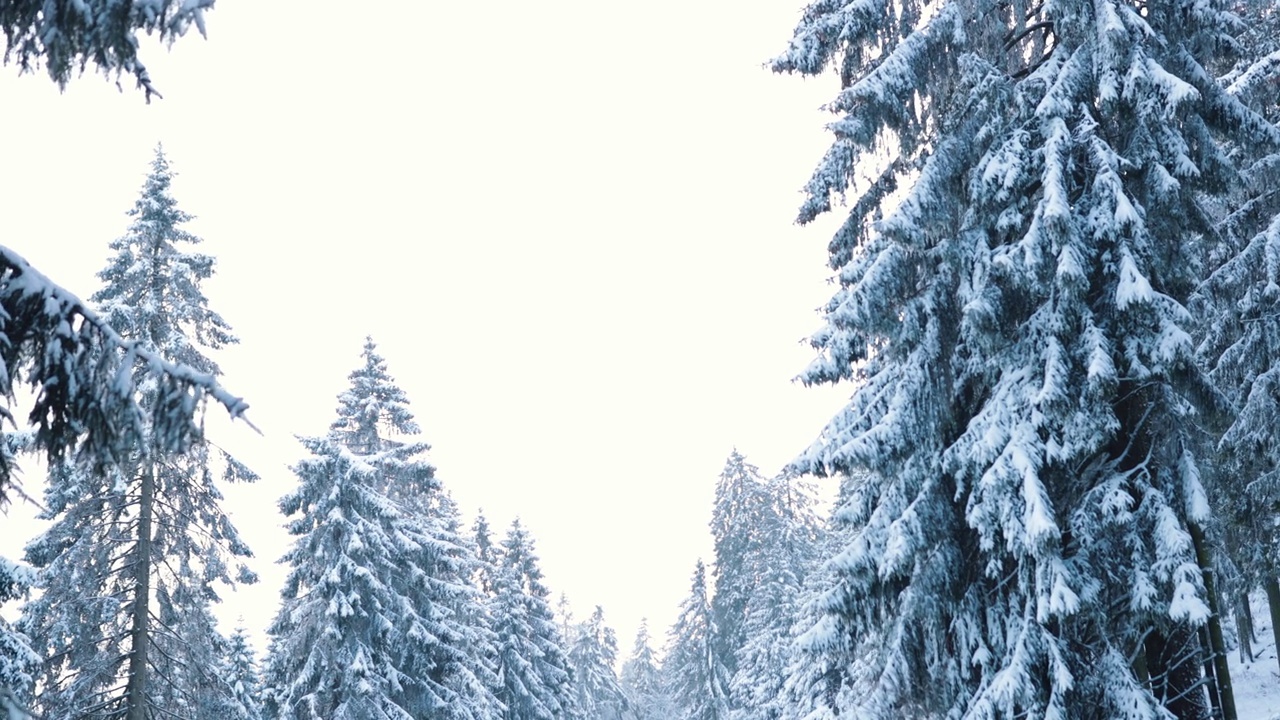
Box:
[1197,626,1222,720]
[1237,593,1253,664]
[1189,522,1236,720]
[1134,634,1150,685]
[1266,577,1280,677]
[1241,592,1257,644]
[125,464,155,720]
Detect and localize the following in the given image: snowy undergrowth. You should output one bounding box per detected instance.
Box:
[1229,592,1280,720]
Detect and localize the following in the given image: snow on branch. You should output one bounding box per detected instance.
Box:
[0,244,251,499]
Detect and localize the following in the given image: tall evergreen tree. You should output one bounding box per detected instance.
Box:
[772,1,1274,717]
[665,560,729,720]
[569,606,627,720]
[419,484,499,712]
[728,471,821,720]
[619,619,672,720]
[20,146,255,720]
[708,450,769,685]
[491,519,577,720]
[219,625,264,720]
[472,510,500,596]
[1194,0,1280,680]
[776,472,865,720]
[265,338,499,720]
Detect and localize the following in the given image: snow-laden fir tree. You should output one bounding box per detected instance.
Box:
[264,338,500,720]
[421,489,504,720]
[772,1,1276,717]
[728,470,821,720]
[665,560,729,720]
[472,510,501,596]
[20,146,256,720]
[491,519,577,720]
[1193,0,1280,678]
[619,619,673,720]
[568,606,627,720]
[776,472,872,720]
[708,450,770,688]
[219,625,263,720]
[558,594,576,649]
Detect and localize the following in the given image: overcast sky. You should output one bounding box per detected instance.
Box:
[0,0,850,654]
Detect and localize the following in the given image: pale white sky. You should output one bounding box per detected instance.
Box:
[0,0,849,655]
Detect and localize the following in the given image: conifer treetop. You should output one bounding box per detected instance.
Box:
[93,144,235,376]
[330,336,421,454]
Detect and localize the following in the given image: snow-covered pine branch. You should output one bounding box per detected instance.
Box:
[0,241,250,502]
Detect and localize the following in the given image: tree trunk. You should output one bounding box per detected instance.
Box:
[125,464,155,720]
[1266,577,1280,677]
[1197,626,1222,720]
[1189,522,1236,720]
[1146,625,1210,720]
[1241,592,1257,644]
[1237,593,1253,664]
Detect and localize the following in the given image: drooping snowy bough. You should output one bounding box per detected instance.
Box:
[0,244,249,502]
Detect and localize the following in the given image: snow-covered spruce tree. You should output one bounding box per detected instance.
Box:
[421,489,504,720]
[776,471,865,720]
[728,470,821,720]
[569,606,627,720]
[772,1,1273,717]
[665,560,729,720]
[1194,0,1280,679]
[557,594,576,648]
[264,338,501,720]
[20,146,256,720]
[619,619,673,720]
[472,510,501,596]
[491,519,577,720]
[219,625,263,720]
[707,450,770,689]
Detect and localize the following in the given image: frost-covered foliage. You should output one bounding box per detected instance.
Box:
[777,473,864,720]
[773,0,1273,717]
[0,557,37,718]
[665,560,729,720]
[704,453,824,720]
[0,0,214,99]
[620,619,674,720]
[569,606,627,720]
[219,625,263,720]
[0,242,247,505]
[491,520,577,720]
[728,471,821,720]
[20,147,255,720]
[708,450,770,687]
[471,511,501,595]
[1194,0,1280,601]
[264,339,501,720]
[416,489,504,720]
